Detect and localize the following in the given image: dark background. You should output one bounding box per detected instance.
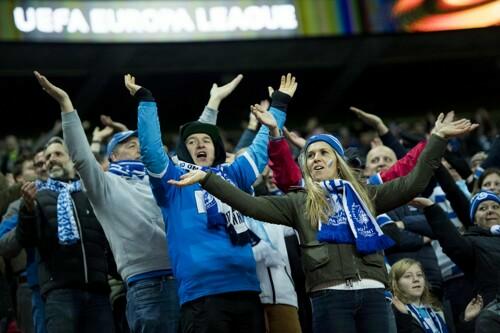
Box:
[1,26,500,137]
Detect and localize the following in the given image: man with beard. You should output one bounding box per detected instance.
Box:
[15,137,114,333]
[33,70,243,333]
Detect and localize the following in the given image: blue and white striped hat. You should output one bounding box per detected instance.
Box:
[304,134,344,157]
[470,190,500,222]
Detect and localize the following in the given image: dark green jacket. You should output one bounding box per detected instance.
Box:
[201,134,447,292]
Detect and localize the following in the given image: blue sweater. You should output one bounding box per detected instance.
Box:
[138,101,286,305]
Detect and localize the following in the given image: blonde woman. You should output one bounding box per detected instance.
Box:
[390,258,482,333]
[169,111,476,333]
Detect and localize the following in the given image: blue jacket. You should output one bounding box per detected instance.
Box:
[138,100,286,305]
[0,214,17,238]
[0,215,39,288]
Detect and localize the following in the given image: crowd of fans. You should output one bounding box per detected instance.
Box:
[0,71,498,333]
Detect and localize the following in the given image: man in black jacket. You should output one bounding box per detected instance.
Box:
[16,137,114,333]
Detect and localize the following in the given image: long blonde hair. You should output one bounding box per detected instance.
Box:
[389,258,441,310]
[299,146,375,229]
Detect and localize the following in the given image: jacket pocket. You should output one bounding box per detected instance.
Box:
[301,242,330,272]
[361,253,384,268]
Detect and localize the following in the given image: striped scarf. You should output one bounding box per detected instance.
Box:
[407,304,448,333]
[178,161,257,246]
[318,179,394,254]
[36,179,82,245]
[108,160,146,180]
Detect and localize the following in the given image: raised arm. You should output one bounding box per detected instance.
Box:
[372,112,478,214]
[34,71,109,200]
[350,106,406,158]
[100,114,129,132]
[198,74,243,125]
[242,74,297,173]
[168,170,298,227]
[475,135,500,179]
[268,137,302,193]
[233,108,260,153]
[434,164,472,227]
[379,140,427,183]
[418,199,475,272]
[123,74,170,177]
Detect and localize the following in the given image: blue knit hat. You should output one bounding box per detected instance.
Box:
[470,190,500,222]
[304,133,344,157]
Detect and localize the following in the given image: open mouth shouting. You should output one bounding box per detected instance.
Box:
[196,151,208,162]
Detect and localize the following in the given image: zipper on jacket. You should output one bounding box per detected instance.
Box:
[284,266,295,289]
[267,267,277,304]
[71,198,88,284]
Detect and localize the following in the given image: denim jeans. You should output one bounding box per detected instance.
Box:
[44,289,114,333]
[126,276,180,333]
[31,287,47,333]
[310,288,389,333]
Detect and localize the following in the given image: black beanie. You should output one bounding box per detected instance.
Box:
[176,121,226,166]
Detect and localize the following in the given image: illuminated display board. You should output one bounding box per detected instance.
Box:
[1,0,499,42]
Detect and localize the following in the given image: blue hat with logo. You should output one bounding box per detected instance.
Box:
[304,133,344,157]
[470,190,500,222]
[106,130,137,159]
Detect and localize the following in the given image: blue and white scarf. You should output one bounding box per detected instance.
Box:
[178,161,257,246]
[407,304,448,333]
[35,178,82,245]
[108,160,146,180]
[317,180,395,254]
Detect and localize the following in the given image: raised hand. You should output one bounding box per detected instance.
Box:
[250,104,278,136]
[124,74,142,96]
[464,295,483,322]
[259,99,270,111]
[210,74,243,101]
[276,73,298,98]
[283,127,306,149]
[100,115,128,132]
[207,74,243,110]
[92,126,114,143]
[34,71,74,113]
[247,111,259,131]
[167,170,207,187]
[350,106,389,135]
[21,182,37,213]
[431,111,479,139]
[246,99,270,131]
